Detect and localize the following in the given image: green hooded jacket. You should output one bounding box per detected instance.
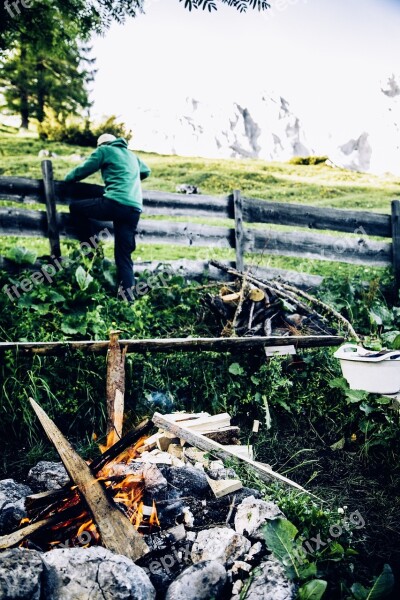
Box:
[64,138,151,211]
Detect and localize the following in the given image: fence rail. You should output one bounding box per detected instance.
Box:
[0,160,399,288]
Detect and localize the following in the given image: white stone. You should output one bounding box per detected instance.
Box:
[191,527,251,566]
[234,496,283,540]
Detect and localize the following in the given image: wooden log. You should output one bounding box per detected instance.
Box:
[41,160,61,258]
[29,398,150,561]
[106,331,127,443]
[0,334,345,356]
[27,420,154,518]
[233,190,245,271]
[153,412,316,497]
[242,196,392,238]
[0,516,59,549]
[247,226,391,266]
[0,177,43,203]
[391,200,400,294]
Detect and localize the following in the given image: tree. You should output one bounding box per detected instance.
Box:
[0,6,95,129]
[179,0,270,11]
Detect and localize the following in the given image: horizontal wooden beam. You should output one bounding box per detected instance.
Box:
[246,227,392,266]
[243,197,391,238]
[0,335,344,356]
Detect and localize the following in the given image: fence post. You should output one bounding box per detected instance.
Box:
[41,160,61,258]
[106,330,126,446]
[391,200,400,296]
[233,189,245,272]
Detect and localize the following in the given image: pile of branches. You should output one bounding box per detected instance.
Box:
[207,261,358,340]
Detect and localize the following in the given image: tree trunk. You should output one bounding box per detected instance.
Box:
[19,44,30,130]
[36,59,46,123]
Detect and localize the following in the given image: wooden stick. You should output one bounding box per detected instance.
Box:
[210,259,358,339]
[106,330,127,442]
[0,335,344,356]
[0,516,58,549]
[278,282,361,342]
[153,412,318,498]
[29,398,149,561]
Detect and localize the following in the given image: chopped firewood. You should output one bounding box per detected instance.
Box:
[206,476,243,498]
[167,443,184,459]
[153,412,318,497]
[184,448,209,466]
[179,413,231,433]
[156,435,176,452]
[208,260,341,340]
[249,288,265,302]
[221,292,241,303]
[29,398,150,562]
[167,412,211,422]
[223,445,254,461]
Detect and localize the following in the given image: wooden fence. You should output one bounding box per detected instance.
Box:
[0,160,399,288]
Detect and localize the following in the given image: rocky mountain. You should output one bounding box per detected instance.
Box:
[129,76,400,174]
[131,93,314,162]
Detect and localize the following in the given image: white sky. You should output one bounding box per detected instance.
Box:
[91,0,400,147]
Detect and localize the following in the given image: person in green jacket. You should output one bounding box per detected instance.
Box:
[65,134,151,300]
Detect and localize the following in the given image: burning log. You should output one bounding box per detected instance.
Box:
[25,419,154,519]
[28,398,150,561]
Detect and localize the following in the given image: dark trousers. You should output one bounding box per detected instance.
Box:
[69,197,140,297]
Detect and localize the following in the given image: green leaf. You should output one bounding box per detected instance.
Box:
[330,437,345,451]
[329,377,349,391]
[345,389,368,404]
[75,266,93,291]
[365,564,394,600]
[263,518,300,579]
[376,397,391,405]
[351,583,369,600]
[298,562,317,580]
[391,334,400,350]
[48,290,66,303]
[298,579,327,600]
[229,362,244,376]
[7,246,38,265]
[360,402,375,415]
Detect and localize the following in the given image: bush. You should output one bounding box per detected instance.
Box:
[289,155,328,166]
[39,112,132,147]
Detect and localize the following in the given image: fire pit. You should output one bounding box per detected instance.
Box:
[0,406,302,599]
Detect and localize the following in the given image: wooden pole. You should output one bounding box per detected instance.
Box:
[41,160,61,259]
[0,335,345,357]
[106,331,127,444]
[391,200,400,296]
[29,398,149,561]
[233,190,245,272]
[153,412,318,498]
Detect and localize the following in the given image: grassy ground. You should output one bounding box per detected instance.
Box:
[1,124,398,280]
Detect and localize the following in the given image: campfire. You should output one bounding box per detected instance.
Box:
[0,402,310,598]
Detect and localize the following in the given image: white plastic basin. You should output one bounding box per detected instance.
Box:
[334,344,400,395]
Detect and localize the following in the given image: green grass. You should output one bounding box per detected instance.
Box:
[1,126,399,279]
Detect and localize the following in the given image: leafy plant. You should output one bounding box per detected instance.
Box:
[350,564,394,600]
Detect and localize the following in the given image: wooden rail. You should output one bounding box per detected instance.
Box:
[0,161,399,286]
[0,335,345,356]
